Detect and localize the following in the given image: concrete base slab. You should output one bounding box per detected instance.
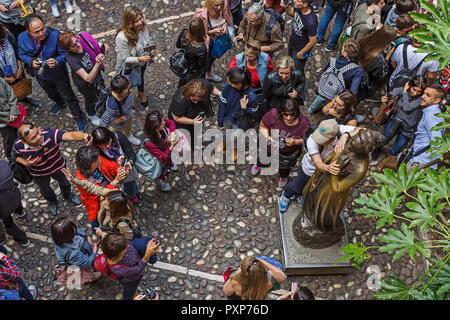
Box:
[278,202,353,275]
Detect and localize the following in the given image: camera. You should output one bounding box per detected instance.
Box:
[138,288,158,300]
[36,59,48,76]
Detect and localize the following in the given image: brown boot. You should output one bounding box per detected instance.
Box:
[377,155,397,172]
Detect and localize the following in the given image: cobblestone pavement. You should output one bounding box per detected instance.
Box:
[0,0,428,300]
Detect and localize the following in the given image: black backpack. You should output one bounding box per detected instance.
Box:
[264,8,285,38]
[302,126,319,153]
[390,44,426,91]
[327,0,352,10]
[169,48,189,77]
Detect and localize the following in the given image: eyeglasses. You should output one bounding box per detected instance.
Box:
[23,124,36,137]
[248,17,261,25]
[247,260,258,273]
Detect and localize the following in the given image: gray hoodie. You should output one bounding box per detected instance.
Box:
[0,77,18,126]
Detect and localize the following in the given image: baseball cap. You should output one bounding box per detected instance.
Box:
[311,119,339,145]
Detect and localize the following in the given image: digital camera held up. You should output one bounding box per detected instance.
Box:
[36,59,48,77]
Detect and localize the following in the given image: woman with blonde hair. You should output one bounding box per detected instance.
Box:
[223,256,286,300]
[194,0,233,83]
[115,6,154,107]
[228,39,274,90]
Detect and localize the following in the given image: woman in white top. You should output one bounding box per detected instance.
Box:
[115,6,154,107]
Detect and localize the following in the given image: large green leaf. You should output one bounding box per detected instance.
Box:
[335,242,368,269]
[378,223,430,262]
[374,276,414,300]
[418,167,450,202]
[370,163,425,194]
[421,257,450,299]
[403,192,445,232]
[427,133,450,160]
[437,0,448,22]
[355,186,401,229]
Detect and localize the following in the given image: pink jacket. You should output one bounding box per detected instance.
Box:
[193,3,233,48]
[144,119,176,168]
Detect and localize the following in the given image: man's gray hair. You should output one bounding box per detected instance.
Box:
[247,3,265,19]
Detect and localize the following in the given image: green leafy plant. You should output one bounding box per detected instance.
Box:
[336,0,450,300]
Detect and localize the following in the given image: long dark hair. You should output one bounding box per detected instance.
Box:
[75,146,100,178]
[358,26,396,72]
[144,110,165,149]
[91,127,120,150]
[277,99,300,119]
[105,189,132,222]
[51,216,76,247]
[187,17,206,45]
[226,67,252,91]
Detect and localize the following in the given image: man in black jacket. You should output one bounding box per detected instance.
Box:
[261,55,305,115]
[0,160,29,247]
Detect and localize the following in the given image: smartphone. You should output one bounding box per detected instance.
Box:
[152,236,160,244]
[145,288,157,300]
[303,52,313,58]
[144,44,156,52]
[100,43,105,54]
[198,111,205,118]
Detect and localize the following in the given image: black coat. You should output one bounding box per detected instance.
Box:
[176,28,208,75]
[0,160,21,219]
[261,70,306,111]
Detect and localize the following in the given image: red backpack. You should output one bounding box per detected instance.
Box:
[94,254,126,280]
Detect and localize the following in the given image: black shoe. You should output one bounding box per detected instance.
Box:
[316,39,323,46]
[325,45,336,52]
[141,99,148,108]
[371,147,381,161]
[65,193,81,205]
[14,210,26,219]
[48,201,58,216]
[23,97,44,108]
[19,239,31,248]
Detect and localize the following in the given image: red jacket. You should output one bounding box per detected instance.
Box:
[75,155,120,222]
[144,119,176,168]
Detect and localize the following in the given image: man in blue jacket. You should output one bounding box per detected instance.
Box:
[18,15,86,131]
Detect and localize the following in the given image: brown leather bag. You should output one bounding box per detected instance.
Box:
[10,78,32,101]
[374,96,398,126]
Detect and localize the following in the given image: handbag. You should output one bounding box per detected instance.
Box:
[374,96,398,126]
[10,78,32,101]
[208,18,232,59]
[119,60,142,88]
[8,103,27,128]
[10,161,33,184]
[134,139,163,180]
[232,109,254,131]
[169,48,189,77]
[120,165,139,184]
[53,249,95,286]
[113,218,143,239]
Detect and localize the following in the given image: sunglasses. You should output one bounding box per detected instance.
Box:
[190,96,204,102]
[282,112,296,117]
[149,113,162,127]
[23,124,36,137]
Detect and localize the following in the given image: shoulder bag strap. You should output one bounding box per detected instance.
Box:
[34,30,52,59]
[113,218,133,231]
[402,44,409,70]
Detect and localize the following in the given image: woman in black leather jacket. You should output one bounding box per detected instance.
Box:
[261,56,306,116]
[176,17,208,87]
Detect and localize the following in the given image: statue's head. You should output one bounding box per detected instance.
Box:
[348,129,385,154]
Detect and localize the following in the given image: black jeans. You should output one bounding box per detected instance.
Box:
[32,169,71,203]
[74,80,101,117]
[288,45,308,75]
[3,213,27,243]
[121,277,142,300]
[137,64,147,93]
[0,125,18,158]
[36,68,84,121]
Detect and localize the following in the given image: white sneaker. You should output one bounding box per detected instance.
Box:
[64,0,73,13]
[51,4,60,17]
[128,135,141,146]
[86,115,101,126]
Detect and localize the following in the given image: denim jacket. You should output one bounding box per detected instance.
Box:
[52,229,97,269]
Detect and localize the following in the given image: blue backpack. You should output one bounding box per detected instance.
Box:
[134,139,163,180]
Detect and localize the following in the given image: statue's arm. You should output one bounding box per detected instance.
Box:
[330,159,369,192]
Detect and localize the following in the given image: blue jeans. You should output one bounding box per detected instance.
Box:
[383,120,409,155]
[120,277,142,300]
[132,237,158,265]
[317,1,349,47]
[309,95,330,112]
[284,167,311,199]
[122,180,138,198]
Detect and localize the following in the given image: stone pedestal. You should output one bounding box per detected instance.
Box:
[278,203,353,275]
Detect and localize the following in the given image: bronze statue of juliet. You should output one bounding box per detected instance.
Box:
[293,129,384,249]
